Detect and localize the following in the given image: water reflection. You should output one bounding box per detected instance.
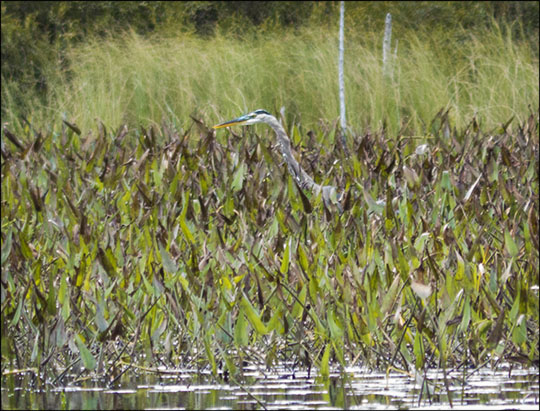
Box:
[2,364,538,410]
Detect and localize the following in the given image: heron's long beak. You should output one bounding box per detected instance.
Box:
[213,115,250,129]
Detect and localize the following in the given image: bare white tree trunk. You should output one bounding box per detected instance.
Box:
[383,13,392,78]
[339,1,346,133]
[337,1,349,155]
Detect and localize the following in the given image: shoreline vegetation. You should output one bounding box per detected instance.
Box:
[1,1,539,388]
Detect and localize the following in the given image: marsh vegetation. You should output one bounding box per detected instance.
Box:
[1,2,538,401]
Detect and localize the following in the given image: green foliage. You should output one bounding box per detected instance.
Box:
[1,109,538,384]
[1,0,539,384]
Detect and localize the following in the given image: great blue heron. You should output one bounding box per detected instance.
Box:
[213,109,343,211]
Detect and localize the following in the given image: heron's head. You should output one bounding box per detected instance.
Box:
[213,109,272,129]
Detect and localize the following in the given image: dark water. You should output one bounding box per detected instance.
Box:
[2,364,538,410]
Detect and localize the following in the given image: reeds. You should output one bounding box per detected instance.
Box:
[2,21,538,136]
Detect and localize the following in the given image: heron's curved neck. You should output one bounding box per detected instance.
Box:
[265,115,342,209]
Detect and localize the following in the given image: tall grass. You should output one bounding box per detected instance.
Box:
[2,21,538,137]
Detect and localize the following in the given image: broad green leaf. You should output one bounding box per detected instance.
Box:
[204,334,217,376]
[397,248,409,277]
[509,292,520,321]
[414,331,425,369]
[61,294,71,322]
[223,351,237,376]
[19,233,32,260]
[328,310,344,339]
[333,340,345,366]
[266,308,283,333]
[58,273,67,305]
[439,288,464,338]
[292,178,313,213]
[31,331,40,364]
[309,276,319,302]
[1,228,12,265]
[231,163,246,193]
[241,296,268,335]
[320,344,331,379]
[291,285,307,319]
[75,335,96,370]
[414,233,430,254]
[11,298,23,326]
[512,314,527,346]
[47,272,57,316]
[487,309,505,348]
[455,250,465,280]
[280,239,290,275]
[363,190,385,215]
[97,247,117,278]
[381,276,401,314]
[159,245,178,273]
[297,242,309,273]
[441,171,452,191]
[179,192,195,244]
[504,230,519,258]
[95,300,109,332]
[458,296,471,335]
[234,309,249,346]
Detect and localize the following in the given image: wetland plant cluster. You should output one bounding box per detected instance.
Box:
[1,110,539,387]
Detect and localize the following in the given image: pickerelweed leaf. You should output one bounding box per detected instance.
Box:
[414,331,425,369]
[75,335,96,371]
[381,275,401,314]
[363,190,385,215]
[292,177,313,213]
[512,314,527,346]
[297,242,309,274]
[234,308,249,346]
[241,295,268,335]
[504,230,519,258]
[179,193,195,244]
[204,334,217,377]
[159,245,178,273]
[328,309,344,339]
[280,239,291,275]
[320,343,331,379]
[455,250,465,280]
[231,163,246,193]
[1,228,12,265]
[487,309,505,348]
[458,296,471,335]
